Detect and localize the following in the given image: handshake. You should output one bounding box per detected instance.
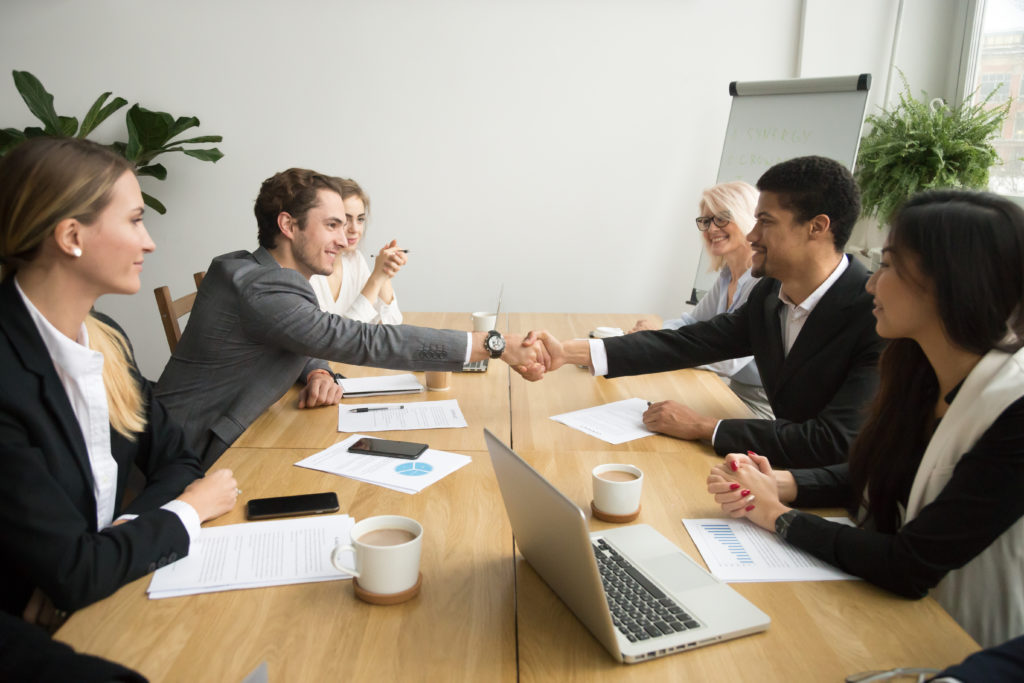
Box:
[500,330,580,381]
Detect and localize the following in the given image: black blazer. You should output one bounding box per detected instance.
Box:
[603,257,884,467]
[0,278,202,616]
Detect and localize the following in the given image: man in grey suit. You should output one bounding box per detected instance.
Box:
[155,168,545,469]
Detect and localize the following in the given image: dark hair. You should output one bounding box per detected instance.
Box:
[756,155,861,250]
[849,190,1024,532]
[254,168,345,249]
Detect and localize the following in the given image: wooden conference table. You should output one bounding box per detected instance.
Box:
[57,313,979,681]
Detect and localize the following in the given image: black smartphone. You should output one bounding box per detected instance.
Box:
[349,437,428,460]
[245,492,340,520]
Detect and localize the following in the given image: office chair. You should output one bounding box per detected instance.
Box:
[154,271,206,353]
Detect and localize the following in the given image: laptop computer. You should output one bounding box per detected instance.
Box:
[483,429,770,664]
[462,285,503,373]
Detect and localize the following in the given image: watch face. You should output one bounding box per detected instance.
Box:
[487,335,505,352]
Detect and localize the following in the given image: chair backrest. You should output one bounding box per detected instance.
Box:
[154,271,206,353]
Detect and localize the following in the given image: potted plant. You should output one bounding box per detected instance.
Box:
[0,70,223,214]
[855,73,1010,226]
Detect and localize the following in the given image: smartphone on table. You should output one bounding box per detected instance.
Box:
[349,437,428,460]
[245,492,340,520]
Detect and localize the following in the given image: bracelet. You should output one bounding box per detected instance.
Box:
[306,368,334,383]
[774,509,800,539]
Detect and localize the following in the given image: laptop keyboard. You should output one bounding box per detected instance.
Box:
[593,538,701,643]
[462,359,489,373]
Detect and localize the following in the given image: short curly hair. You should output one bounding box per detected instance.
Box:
[756,156,861,251]
[254,168,345,249]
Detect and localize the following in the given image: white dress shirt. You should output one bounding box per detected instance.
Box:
[15,280,199,541]
[309,251,402,324]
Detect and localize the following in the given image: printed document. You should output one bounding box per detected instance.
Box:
[338,399,467,432]
[682,517,859,582]
[148,514,355,599]
[550,398,654,444]
[296,434,472,494]
[336,373,424,397]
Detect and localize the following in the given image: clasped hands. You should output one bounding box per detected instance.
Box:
[706,452,792,532]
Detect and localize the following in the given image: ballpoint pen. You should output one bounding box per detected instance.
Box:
[371,250,409,257]
[349,406,406,413]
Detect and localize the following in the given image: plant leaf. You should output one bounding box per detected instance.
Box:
[23,126,47,138]
[58,115,78,136]
[165,134,223,145]
[79,92,128,138]
[126,105,174,161]
[183,147,224,162]
[12,70,63,134]
[0,128,27,155]
[136,163,167,180]
[141,191,167,215]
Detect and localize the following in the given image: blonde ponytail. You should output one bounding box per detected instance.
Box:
[85,315,146,439]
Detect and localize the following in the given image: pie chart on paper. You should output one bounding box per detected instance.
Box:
[395,462,433,477]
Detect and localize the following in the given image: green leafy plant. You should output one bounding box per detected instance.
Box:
[0,70,223,214]
[855,72,1010,226]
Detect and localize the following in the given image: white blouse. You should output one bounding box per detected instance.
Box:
[309,251,402,324]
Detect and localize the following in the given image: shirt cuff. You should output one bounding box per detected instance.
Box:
[464,332,473,364]
[162,499,202,547]
[589,339,608,376]
[710,420,722,446]
[113,513,138,525]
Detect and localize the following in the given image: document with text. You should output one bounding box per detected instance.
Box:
[682,517,859,583]
[295,434,472,494]
[550,397,655,444]
[336,373,424,397]
[147,514,355,599]
[338,399,467,432]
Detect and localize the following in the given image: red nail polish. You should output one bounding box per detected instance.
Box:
[745,504,755,512]
[729,483,740,491]
[747,450,757,457]
[729,461,738,472]
[741,489,750,497]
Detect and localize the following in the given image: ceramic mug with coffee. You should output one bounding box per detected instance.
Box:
[592,463,643,518]
[331,515,423,596]
[471,312,497,332]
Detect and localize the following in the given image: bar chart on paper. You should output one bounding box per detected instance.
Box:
[682,517,860,583]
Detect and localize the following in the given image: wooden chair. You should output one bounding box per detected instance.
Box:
[154,271,206,353]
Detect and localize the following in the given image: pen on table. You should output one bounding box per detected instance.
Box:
[371,250,409,257]
[647,401,653,407]
[349,406,406,413]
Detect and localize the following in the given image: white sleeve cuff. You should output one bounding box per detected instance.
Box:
[346,295,378,323]
[464,332,474,364]
[162,499,202,547]
[589,339,608,376]
[710,420,722,446]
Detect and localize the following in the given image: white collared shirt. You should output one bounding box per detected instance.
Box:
[777,255,849,356]
[15,280,118,530]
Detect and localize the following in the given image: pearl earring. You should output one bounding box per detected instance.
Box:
[71,247,82,258]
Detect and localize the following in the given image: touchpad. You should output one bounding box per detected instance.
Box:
[645,553,718,593]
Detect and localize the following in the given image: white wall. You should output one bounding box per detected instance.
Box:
[0,0,962,378]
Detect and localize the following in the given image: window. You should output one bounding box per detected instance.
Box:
[968,0,1024,195]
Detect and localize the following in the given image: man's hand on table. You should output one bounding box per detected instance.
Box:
[299,371,343,408]
[643,400,716,441]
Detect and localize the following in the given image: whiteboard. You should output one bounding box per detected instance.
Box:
[690,74,871,301]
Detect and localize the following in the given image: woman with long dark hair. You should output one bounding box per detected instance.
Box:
[0,137,238,628]
[707,189,1024,647]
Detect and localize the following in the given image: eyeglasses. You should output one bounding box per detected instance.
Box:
[695,215,731,231]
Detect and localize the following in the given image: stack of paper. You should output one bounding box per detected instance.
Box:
[337,399,468,432]
[337,373,424,397]
[148,514,355,599]
[682,517,859,582]
[550,397,654,444]
[296,434,472,494]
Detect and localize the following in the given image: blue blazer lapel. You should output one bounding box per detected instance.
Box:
[0,279,95,491]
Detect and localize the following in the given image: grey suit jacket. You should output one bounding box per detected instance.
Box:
[155,247,466,468]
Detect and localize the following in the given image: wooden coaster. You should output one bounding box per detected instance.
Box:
[591,501,640,524]
[353,572,422,605]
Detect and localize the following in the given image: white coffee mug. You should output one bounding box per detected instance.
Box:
[472,312,497,332]
[331,515,423,594]
[592,464,644,516]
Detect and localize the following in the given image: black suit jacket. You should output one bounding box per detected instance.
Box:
[603,257,884,467]
[0,278,202,616]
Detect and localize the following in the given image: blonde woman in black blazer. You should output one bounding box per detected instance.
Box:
[0,137,238,628]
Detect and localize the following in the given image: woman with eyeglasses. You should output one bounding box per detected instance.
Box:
[308,178,405,324]
[631,180,772,418]
[707,189,1024,647]
[0,137,238,629]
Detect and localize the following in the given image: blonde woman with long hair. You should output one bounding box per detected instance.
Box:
[0,137,237,628]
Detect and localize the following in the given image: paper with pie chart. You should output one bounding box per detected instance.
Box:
[294,434,472,494]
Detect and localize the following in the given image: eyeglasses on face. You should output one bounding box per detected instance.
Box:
[695,215,731,231]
